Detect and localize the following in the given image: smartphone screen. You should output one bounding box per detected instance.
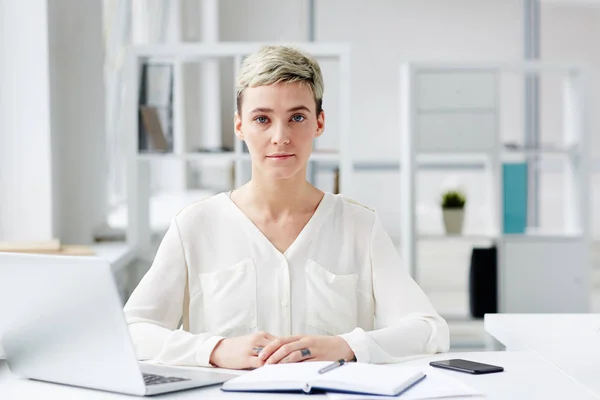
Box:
[430,359,504,374]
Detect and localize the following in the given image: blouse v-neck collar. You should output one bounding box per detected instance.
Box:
[221,191,334,258]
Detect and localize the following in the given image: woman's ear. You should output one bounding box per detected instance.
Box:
[315,110,325,138]
[234,112,244,140]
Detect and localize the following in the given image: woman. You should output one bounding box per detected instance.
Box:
[123,45,449,370]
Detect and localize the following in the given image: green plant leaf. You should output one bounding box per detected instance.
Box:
[441,190,466,209]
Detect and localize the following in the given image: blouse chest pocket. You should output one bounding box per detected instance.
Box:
[197,259,257,336]
[306,260,359,336]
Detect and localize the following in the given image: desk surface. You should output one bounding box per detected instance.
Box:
[485,314,600,399]
[90,242,137,273]
[1,351,597,399]
[485,314,600,350]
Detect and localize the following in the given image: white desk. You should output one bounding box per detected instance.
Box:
[485,314,600,398]
[90,242,137,274]
[1,351,597,399]
[485,314,600,351]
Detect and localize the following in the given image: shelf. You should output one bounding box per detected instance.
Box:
[409,61,584,74]
[140,103,170,109]
[417,108,497,114]
[418,233,497,241]
[138,153,237,169]
[138,152,236,162]
[413,145,580,166]
[501,144,579,155]
[132,43,351,62]
[417,153,491,165]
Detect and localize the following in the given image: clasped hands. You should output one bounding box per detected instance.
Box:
[209,331,355,370]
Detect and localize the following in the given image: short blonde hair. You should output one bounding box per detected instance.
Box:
[236,45,324,115]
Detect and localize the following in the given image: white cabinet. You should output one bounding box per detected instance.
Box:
[400,62,591,315]
[498,235,590,313]
[417,72,497,110]
[414,71,498,154]
[417,112,497,153]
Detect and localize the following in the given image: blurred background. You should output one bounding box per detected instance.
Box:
[1,0,599,351]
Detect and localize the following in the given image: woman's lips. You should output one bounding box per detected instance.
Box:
[266,154,294,161]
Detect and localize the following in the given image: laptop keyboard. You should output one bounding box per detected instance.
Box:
[143,373,190,386]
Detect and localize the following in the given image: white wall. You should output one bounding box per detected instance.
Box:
[540,3,600,236]
[47,0,108,244]
[219,0,309,42]
[0,0,107,244]
[0,1,55,241]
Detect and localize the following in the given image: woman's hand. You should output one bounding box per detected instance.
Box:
[258,335,355,365]
[209,331,276,369]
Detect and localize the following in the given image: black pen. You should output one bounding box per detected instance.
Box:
[318,359,346,374]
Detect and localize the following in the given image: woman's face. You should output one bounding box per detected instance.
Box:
[235,82,325,181]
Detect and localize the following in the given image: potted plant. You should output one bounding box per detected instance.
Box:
[441,190,466,234]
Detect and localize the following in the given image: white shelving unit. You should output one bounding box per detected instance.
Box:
[400,61,592,313]
[124,43,352,254]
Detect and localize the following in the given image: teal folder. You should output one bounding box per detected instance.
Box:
[503,163,528,234]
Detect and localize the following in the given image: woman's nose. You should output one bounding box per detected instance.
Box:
[271,123,291,145]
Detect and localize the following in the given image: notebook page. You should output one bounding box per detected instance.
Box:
[326,368,482,400]
[313,364,425,395]
[223,362,330,387]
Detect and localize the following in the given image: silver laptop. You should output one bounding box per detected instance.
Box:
[0,252,235,396]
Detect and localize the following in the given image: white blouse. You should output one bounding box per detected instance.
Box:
[123,192,449,367]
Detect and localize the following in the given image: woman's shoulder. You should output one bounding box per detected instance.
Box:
[173,192,229,224]
[330,193,375,213]
[329,193,378,225]
[338,195,375,212]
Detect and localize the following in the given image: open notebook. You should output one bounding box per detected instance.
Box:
[326,368,482,400]
[220,361,426,396]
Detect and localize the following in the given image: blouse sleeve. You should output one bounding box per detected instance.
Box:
[339,214,450,364]
[123,219,224,367]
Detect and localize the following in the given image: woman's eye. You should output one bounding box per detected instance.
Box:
[255,116,269,124]
[292,115,305,123]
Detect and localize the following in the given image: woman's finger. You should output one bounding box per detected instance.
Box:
[266,340,311,365]
[259,336,302,362]
[280,349,315,364]
[250,335,278,356]
[250,353,269,369]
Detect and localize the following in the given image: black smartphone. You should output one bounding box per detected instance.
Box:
[429,359,504,375]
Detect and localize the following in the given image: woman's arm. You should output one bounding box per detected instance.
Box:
[339,214,450,364]
[123,219,224,367]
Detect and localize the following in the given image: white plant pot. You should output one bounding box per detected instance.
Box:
[442,208,465,234]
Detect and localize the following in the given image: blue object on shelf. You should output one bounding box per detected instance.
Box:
[503,163,528,234]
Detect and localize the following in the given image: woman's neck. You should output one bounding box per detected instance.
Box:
[239,174,321,219]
